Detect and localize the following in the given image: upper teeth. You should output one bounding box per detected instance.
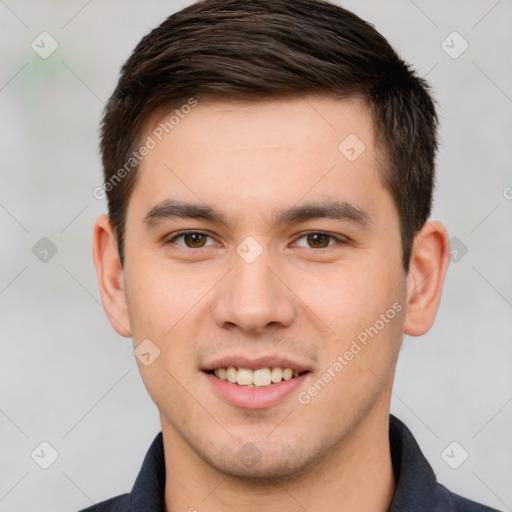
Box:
[214,367,300,387]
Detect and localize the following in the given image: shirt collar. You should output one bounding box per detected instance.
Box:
[387,414,453,511]
[130,430,166,512]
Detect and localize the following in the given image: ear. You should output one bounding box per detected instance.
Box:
[92,214,132,337]
[403,221,450,336]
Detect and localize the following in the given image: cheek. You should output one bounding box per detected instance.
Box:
[292,261,398,333]
[295,268,404,428]
[125,267,202,409]
[124,270,163,339]
[289,257,405,386]
[124,257,205,338]
[124,259,221,394]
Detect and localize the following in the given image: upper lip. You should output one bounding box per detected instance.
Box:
[202,355,312,373]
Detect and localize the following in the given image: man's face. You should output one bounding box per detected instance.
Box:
[122,96,407,479]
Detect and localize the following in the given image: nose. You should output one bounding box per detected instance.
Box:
[211,247,296,335]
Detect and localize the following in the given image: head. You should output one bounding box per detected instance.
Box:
[94,0,449,483]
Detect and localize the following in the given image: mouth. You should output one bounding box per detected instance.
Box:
[202,360,311,409]
[204,366,309,388]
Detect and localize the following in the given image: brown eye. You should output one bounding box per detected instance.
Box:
[166,231,215,248]
[306,233,331,248]
[293,232,344,249]
[183,233,207,248]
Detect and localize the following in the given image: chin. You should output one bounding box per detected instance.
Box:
[204,442,319,483]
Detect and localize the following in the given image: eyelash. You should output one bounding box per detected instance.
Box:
[164,230,346,249]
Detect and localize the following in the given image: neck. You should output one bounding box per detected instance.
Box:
[162,400,396,512]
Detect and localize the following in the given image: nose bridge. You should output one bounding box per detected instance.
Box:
[212,242,295,332]
[234,251,274,301]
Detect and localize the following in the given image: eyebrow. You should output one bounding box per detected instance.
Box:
[271,199,371,227]
[142,199,371,228]
[143,200,228,227]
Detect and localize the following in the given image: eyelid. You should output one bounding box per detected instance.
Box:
[291,231,348,248]
[164,230,219,247]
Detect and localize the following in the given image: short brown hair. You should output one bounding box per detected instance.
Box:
[100,0,438,271]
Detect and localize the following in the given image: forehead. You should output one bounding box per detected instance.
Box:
[129,96,393,228]
[146,96,375,161]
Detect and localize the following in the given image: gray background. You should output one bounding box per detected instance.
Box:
[1,1,511,511]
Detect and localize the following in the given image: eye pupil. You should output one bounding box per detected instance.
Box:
[185,233,207,248]
[308,233,329,248]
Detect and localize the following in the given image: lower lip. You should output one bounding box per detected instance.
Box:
[203,372,309,409]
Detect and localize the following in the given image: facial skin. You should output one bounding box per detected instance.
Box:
[94,96,449,511]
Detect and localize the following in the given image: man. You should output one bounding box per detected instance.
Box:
[85,0,500,510]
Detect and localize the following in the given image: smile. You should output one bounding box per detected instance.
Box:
[206,366,308,387]
[203,367,310,409]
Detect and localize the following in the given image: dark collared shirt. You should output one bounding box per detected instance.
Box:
[79,415,501,511]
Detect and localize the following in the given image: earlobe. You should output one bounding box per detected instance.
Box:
[92,214,132,338]
[403,221,450,337]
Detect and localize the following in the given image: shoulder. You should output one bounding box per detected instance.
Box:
[77,493,130,512]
